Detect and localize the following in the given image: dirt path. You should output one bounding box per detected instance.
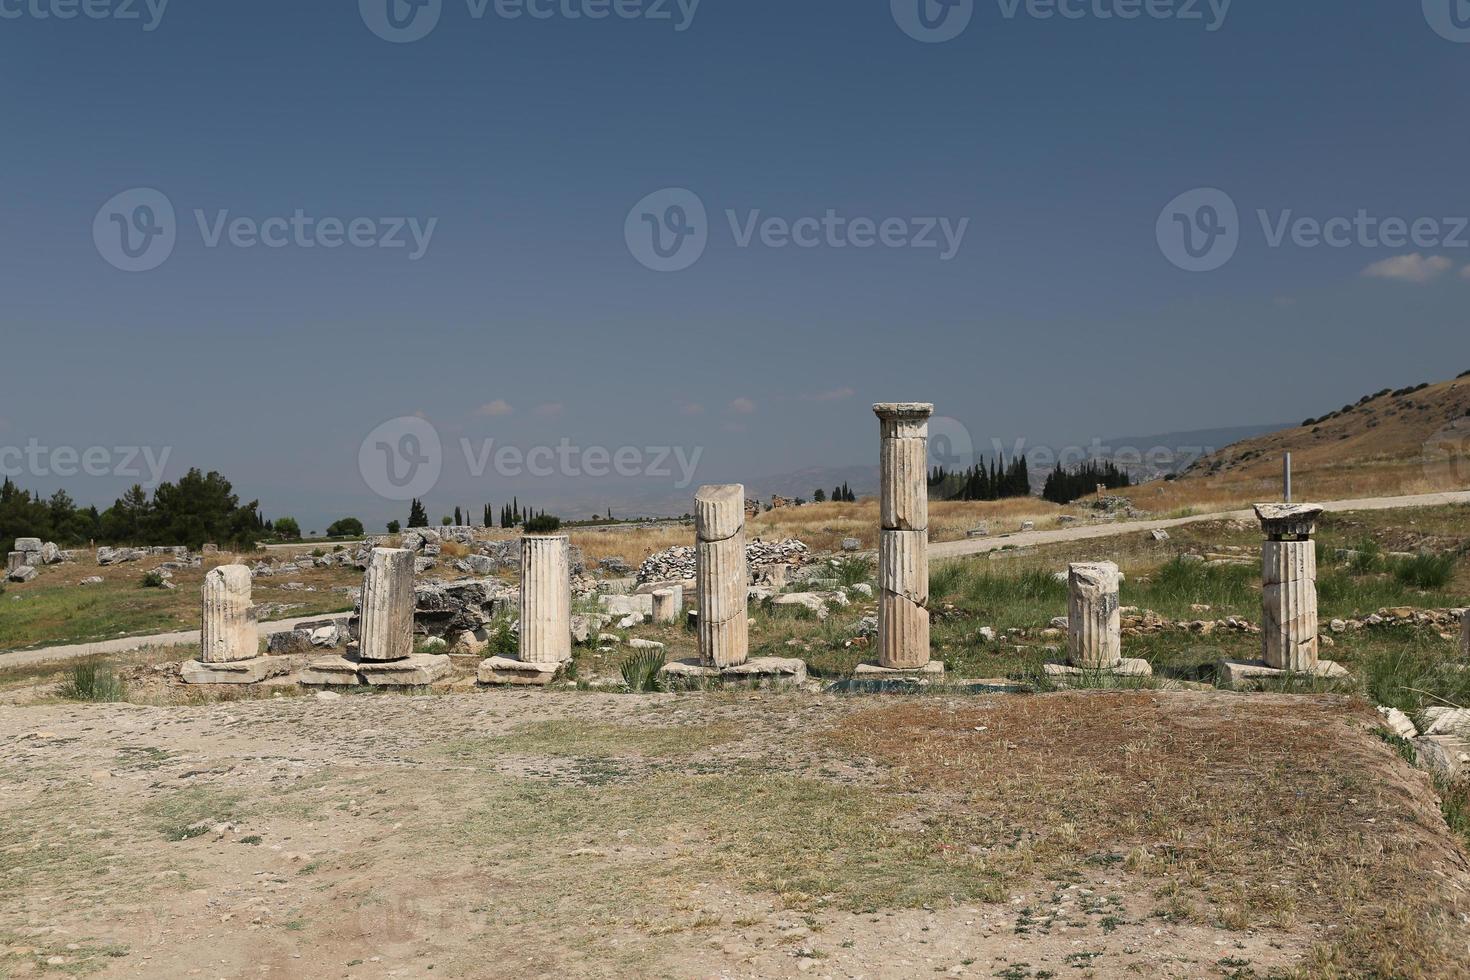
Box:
[1,689,1465,978]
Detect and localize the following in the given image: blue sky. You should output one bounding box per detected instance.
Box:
[2,0,1467,529]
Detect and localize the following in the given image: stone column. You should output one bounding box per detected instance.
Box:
[652,586,683,625]
[200,564,257,663]
[1067,562,1122,669]
[696,484,749,668]
[875,403,933,670]
[359,547,415,663]
[520,534,571,664]
[1256,504,1322,671]
[1460,609,1469,660]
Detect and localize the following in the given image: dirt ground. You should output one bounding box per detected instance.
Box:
[3,686,1468,979]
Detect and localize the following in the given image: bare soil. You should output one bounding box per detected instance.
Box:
[2,688,1467,979]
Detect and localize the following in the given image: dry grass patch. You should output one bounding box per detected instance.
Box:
[826,692,1470,977]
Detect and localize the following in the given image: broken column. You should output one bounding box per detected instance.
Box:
[182,565,288,684]
[858,403,939,676]
[480,533,571,686]
[303,547,450,687]
[696,484,749,668]
[1220,504,1345,687]
[1044,562,1151,678]
[652,586,683,625]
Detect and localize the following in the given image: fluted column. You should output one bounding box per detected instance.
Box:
[359,547,415,663]
[520,534,571,664]
[200,564,257,663]
[696,484,748,668]
[1067,562,1122,669]
[1461,609,1469,660]
[1256,504,1322,671]
[875,403,933,669]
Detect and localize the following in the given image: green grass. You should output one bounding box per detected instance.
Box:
[143,787,248,842]
[1392,552,1460,590]
[57,661,127,703]
[827,555,875,588]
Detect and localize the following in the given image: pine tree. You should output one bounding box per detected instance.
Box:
[408,499,428,528]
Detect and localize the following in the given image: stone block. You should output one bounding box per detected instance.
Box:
[1217,658,1348,689]
[7,565,38,583]
[298,657,366,687]
[854,660,945,678]
[360,654,452,687]
[181,656,290,685]
[1042,658,1152,679]
[477,656,563,686]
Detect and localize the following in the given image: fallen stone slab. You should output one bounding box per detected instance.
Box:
[7,565,38,583]
[1377,706,1418,739]
[719,657,807,686]
[1415,735,1470,781]
[181,656,291,685]
[1217,658,1349,689]
[477,656,563,687]
[853,660,946,679]
[1043,658,1153,679]
[360,654,452,687]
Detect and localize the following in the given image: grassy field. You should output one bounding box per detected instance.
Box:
[0,549,359,650]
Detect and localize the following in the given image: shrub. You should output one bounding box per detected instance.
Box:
[386,520,401,534]
[59,662,126,702]
[1345,538,1383,574]
[1392,552,1456,590]
[524,515,562,534]
[620,648,665,692]
[274,517,301,539]
[326,518,364,537]
[141,571,167,589]
[829,555,874,588]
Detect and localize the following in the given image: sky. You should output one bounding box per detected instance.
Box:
[2,0,1468,530]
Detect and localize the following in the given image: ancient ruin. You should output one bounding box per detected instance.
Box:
[1045,561,1151,678]
[480,533,572,686]
[303,548,450,686]
[695,484,750,669]
[1220,504,1347,686]
[181,565,289,684]
[652,586,683,624]
[857,403,941,677]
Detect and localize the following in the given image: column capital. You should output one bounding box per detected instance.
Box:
[1253,503,1323,540]
[873,402,934,421]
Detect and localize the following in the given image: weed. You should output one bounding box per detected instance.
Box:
[58,661,126,702]
[620,648,666,692]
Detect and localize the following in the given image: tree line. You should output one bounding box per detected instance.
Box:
[0,471,268,554]
[927,455,1032,502]
[1040,459,1132,504]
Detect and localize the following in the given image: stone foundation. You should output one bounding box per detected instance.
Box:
[181,656,290,685]
[478,656,565,687]
[1218,658,1349,689]
[659,657,806,687]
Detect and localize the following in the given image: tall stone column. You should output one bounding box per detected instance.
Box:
[1067,562,1122,669]
[200,564,257,663]
[1461,610,1470,660]
[875,403,932,670]
[1256,504,1322,671]
[359,547,416,663]
[519,534,572,664]
[696,484,748,668]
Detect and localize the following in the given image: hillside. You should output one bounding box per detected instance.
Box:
[1123,371,1470,511]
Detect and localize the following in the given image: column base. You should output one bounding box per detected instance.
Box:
[360,654,452,687]
[659,657,807,687]
[853,660,945,678]
[181,656,291,685]
[1218,658,1348,689]
[478,656,566,687]
[1043,658,1153,679]
[299,656,367,687]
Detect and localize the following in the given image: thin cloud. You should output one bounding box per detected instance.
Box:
[1360,253,1453,283]
[534,402,565,418]
[803,387,856,402]
[475,399,514,417]
[729,397,757,415]
[678,401,705,416]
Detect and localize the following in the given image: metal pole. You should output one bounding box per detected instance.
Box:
[1283,453,1292,503]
